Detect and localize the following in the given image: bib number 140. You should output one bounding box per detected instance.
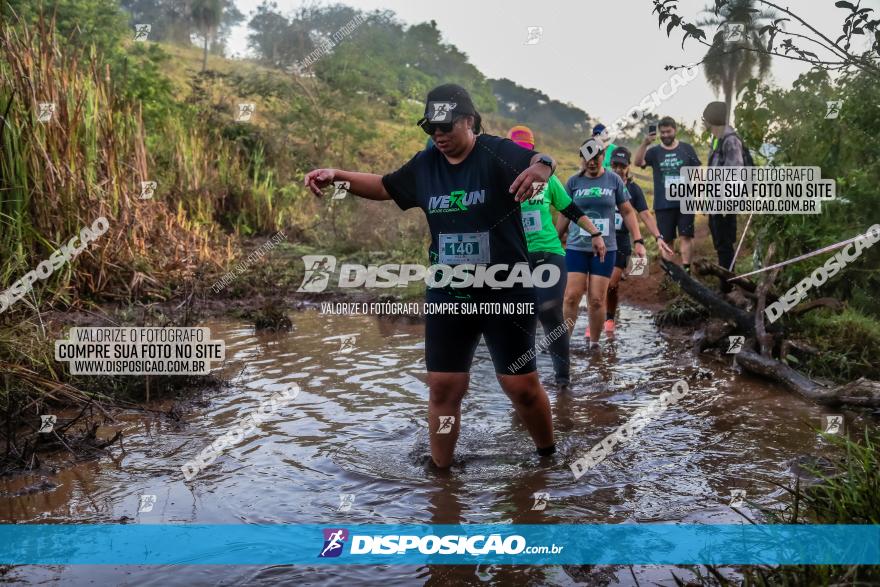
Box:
[447,242,476,255]
[438,232,490,264]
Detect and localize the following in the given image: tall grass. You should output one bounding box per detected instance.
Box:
[678,429,880,586]
[794,308,880,381]
[0,15,219,310]
[0,15,234,445]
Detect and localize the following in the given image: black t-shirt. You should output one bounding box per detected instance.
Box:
[615,179,649,251]
[382,134,537,271]
[644,142,701,210]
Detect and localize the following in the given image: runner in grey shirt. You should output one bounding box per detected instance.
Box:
[565,170,630,253]
[559,138,646,349]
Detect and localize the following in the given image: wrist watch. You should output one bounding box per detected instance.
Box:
[536,154,555,171]
[590,231,602,238]
[634,238,645,245]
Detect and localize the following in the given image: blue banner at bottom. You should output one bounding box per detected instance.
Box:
[0,524,877,565]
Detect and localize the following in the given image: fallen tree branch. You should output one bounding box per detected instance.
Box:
[735,351,880,408]
[789,297,844,316]
[735,349,840,405]
[754,244,780,357]
[833,378,880,408]
[780,339,819,362]
[661,260,757,336]
[661,262,879,408]
[693,259,777,301]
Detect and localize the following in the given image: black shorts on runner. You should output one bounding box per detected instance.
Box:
[424,288,538,375]
[655,208,695,242]
[614,249,630,270]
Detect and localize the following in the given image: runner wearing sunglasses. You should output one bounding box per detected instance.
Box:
[508,125,604,390]
[559,139,647,349]
[305,84,558,468]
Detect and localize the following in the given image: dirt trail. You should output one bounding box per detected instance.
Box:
[619,216,714,310]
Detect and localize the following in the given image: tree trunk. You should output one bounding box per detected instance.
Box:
[202,34,209,72]
[722,72,735,125]
[693,259,778,302]
[663,260,880,408]
[754,244,779,356]
[661,260,756,335]
[735,349,840,405]
[833,378,880,408]
[735,351,880,408]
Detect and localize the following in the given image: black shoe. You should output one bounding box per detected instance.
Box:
[536,444,556,457]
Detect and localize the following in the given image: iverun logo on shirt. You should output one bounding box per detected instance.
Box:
[573,187,613,198]
[659,154,685,172]
[428,189,486,214]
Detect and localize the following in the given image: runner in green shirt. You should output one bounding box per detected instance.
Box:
[520,174,570,256]
[509,125,604,390]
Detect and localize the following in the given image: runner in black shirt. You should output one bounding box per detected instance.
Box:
[634,116,700,272]
[304,84,558,468]
[606,147,671,335]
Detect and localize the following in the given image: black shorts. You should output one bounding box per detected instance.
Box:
[655,208,695,242]
[614,249,630,270]
[424,288,538,375]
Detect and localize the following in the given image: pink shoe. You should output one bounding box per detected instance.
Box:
[604,319,615,334]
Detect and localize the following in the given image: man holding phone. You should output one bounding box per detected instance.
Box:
[634,117,701,271]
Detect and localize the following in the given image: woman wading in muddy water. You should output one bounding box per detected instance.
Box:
[305,84,560,468]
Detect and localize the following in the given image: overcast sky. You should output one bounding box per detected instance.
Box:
[226,0,878,128]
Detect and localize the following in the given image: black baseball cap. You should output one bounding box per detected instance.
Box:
[579,137,605,161]
[419,84,482,132]
[610,146,631,165]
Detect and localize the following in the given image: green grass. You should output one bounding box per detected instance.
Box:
[656,294,708,327]
[792,308,880,381]
[678,428,880,586]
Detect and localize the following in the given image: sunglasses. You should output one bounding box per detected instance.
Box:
[417,115,461,135]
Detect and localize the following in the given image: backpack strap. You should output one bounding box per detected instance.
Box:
[717,132,751,166]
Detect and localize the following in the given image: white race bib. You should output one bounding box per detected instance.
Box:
[439,232,490,264]
[614,212,623,231]
[575,218,609,238]
[664,175,683,193]
[522,211,542,233]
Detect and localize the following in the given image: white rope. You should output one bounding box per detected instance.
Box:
[731,230,872,281]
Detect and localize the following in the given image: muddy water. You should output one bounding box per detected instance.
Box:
[1,303,845,585]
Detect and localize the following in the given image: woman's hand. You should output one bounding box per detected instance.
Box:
[656,236,675,257]
[634,241,647,258]
[592,235,607,263]
[304,168,337,197]
[510,163,552,202]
